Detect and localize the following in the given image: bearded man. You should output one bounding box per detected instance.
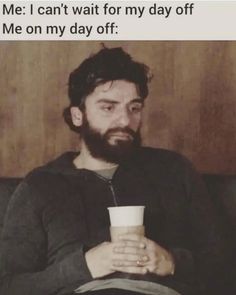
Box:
[0,47,228,295]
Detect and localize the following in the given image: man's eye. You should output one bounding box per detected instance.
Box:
[129,104,143,113]
[101,104,114,112]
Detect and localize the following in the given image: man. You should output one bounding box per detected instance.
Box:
[0,47,228,295]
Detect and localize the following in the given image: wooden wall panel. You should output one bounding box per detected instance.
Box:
[0,41,235,177]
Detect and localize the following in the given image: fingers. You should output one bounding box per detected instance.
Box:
[118,233,147,243]
[111,238,175,277]
[112,239,150,272]
[114,239,175,276]
[113,252,149,263]
[113,239,149,264]
[114,239,147,250]
[116,235,156,252]
[113,245,147,255]
[145,251,175,276]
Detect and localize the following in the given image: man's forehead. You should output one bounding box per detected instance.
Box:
[90,80,140,99]
[96,80,115,92]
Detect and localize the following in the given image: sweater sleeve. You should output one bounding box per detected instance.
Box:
[0,180,93,295]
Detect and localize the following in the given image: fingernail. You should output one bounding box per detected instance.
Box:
[142,255,149,262]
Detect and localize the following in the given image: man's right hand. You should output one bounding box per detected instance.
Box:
[85,241,148,279]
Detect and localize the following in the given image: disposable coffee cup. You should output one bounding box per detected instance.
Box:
[108,206,145,242]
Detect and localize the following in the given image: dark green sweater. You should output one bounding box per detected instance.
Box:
[0,147,229,295]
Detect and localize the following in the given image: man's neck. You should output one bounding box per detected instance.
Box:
[73,141,118,171]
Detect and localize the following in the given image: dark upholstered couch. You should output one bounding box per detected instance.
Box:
[0,175,235,294]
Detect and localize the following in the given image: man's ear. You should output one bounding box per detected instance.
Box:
[70,107,83,127]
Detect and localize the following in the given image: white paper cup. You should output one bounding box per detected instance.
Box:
[108,206,145,241]
[107,206,145,227]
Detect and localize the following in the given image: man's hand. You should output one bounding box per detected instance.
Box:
[85,242,114,278]
[113,234,175,276]
[85,240,148,279]
[85,235,175,279]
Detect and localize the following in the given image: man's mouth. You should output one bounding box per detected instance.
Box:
[109,132,133,140]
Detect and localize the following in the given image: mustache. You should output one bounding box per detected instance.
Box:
[105,127,137,138]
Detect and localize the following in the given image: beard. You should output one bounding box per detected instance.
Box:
[80,116,141,164]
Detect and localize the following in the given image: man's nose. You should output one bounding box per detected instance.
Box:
[115,109,131,127]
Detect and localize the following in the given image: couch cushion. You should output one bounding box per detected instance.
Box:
[203,174,236,229]
[0,178,21,238]
[202,174,236,293]
[202,174,236,253]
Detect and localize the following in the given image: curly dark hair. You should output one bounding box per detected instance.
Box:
[64,46,151,131]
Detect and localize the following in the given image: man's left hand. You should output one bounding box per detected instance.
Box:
[112,234,175,276]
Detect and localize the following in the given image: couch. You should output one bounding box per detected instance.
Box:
[0,175,235,294]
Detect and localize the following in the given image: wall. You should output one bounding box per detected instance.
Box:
[0,41,235,177]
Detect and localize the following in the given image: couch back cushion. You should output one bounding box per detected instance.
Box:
[0,178,21,238]
[203,174,236,230]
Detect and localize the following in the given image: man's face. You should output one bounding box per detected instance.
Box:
[72,80,144,163]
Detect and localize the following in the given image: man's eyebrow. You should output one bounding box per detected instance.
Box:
[96,98,144,104]
[131,98,144,105]
[96,99,119,104]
